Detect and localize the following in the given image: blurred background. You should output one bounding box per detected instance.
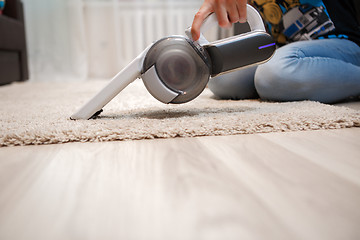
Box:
[22,0,209,82]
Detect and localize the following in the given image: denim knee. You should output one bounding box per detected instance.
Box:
[254,39,360,103]
[254,51,311,102]
[208,66,258,99]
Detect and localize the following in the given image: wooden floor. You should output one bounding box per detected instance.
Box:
[0,102,359,240]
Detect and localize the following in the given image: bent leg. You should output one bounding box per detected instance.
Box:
[208,66,258,99]
[255,39,360,103]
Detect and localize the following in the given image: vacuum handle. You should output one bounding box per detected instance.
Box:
[194,4,275,76]
[186,4,266,45]
[205,31,275,76]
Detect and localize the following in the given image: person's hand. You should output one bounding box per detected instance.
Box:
[191,0,247,41]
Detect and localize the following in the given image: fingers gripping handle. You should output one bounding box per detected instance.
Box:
[187,4,266,45]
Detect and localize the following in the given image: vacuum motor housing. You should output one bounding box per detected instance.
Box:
[141,36,211,104]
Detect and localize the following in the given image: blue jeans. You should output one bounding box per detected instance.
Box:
[208,39,360,103]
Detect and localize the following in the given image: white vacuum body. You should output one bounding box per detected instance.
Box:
[71,4,276,120]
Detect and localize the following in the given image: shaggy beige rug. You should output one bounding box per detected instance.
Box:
[0,80,359,147]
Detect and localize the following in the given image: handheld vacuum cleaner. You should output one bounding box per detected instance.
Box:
[71,4,275,120]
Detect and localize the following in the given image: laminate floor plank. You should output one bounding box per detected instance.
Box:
[0,128,359,240]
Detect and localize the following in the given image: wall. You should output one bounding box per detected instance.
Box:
[84,1,203,78]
